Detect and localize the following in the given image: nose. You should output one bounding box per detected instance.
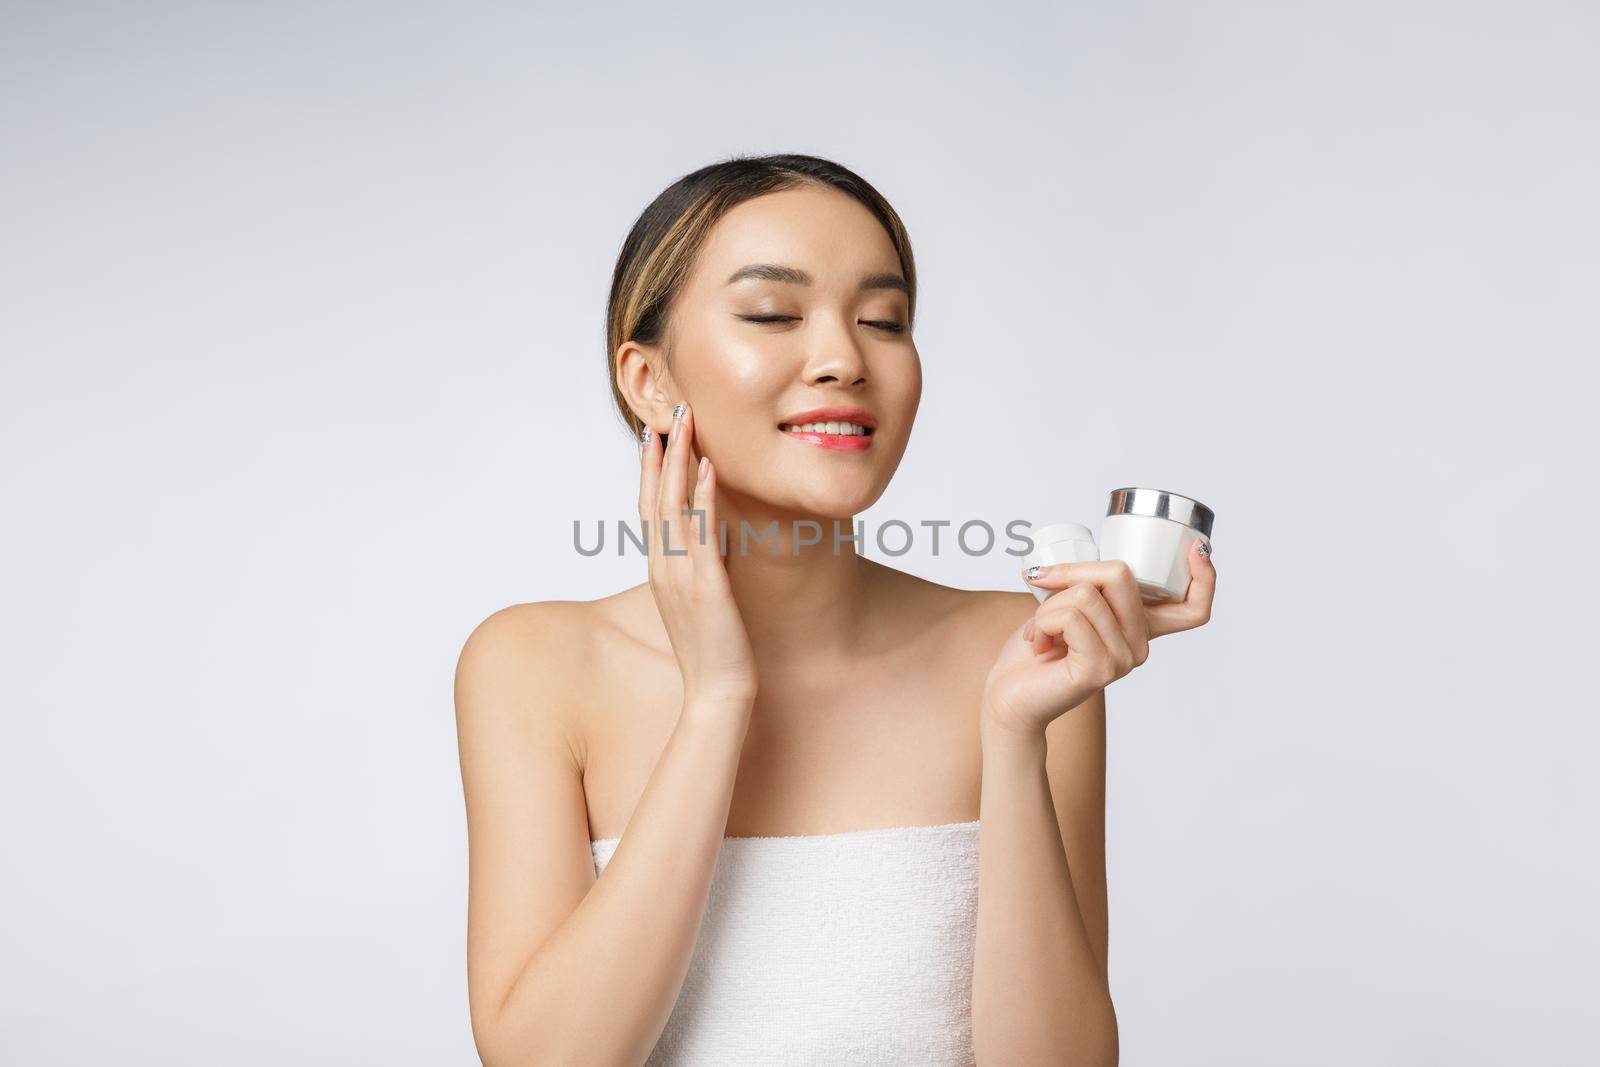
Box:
[800,314,868,387]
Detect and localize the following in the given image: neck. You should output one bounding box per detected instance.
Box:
[711,483,877,665]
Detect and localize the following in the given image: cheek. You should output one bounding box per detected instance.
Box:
[722,352,783,396]
[883,352,923,420]
[677,343,791,457]
[683,328,791,417]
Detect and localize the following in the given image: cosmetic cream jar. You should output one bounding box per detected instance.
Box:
[1097,487,1214,603]
[1020,522,1100,604]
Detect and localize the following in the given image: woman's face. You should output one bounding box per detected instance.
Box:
[646,184,922,519]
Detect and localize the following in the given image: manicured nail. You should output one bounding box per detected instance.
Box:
[672,402,686,420]
[1196,540,1212,559]
[697,456,709,483]
[1024,565,1042,582]
[638,424,652,453]
[1022,618,1035,642]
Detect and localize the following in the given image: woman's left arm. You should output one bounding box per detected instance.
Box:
[971,542,1217,1066]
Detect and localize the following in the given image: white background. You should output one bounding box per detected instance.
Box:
[3,1,1596,1062]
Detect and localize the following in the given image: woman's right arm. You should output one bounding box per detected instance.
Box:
[456,613,751,1066]
[457,401,758,1066]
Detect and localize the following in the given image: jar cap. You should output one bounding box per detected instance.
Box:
[1029,521,1096,546]
[1106,487,1214,538]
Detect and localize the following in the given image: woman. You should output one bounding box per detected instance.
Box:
[455,153,1216,1066]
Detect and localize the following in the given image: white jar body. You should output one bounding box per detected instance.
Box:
[1021,533,1100,603]
[1098,513,1208,603]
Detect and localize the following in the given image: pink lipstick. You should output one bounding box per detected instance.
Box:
[777,405,877,452]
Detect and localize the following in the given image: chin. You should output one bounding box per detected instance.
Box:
[789,485,883,521]
[727,456,888,519]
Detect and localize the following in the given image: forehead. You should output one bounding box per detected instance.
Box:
[691,185,901,284]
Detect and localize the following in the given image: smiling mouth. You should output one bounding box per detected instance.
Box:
[776,420,875,452]
[776,420,875,437]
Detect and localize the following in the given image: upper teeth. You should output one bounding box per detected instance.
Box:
[783,421,870,435]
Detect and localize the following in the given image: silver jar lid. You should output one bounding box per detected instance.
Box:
[1106,487,1214,538]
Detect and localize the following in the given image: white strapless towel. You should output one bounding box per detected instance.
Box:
[590,819,982,1066]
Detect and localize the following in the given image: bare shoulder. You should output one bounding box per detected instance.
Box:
[963,586,1042,630]
[456,600,597,688]
[453,586,659,749]
[459,599,588,655]
[453,599,605,757]
[864,557,1037,641]
[453,596,635,1050]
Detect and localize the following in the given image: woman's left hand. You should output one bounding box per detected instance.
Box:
[982,540,1217,738]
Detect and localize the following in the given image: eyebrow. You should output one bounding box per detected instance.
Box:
[725,262,910,296]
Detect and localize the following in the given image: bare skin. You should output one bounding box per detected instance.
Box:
[578,564,1022,841]
[455,183,1217,1065]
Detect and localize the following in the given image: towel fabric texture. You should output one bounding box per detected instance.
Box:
[590,819,982,1066]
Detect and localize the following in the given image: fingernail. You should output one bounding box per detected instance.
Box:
[638,423,651,453]
[1024,565,1042,582]
[1196,540,1212,559]
[672,402,686,420]
[1022,619,1035,642]
[697,456,709,483]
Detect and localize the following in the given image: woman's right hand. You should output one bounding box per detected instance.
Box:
[640,400,759,713]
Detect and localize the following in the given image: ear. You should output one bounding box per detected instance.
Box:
[615,339,675,433]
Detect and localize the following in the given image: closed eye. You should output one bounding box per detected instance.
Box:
[740,314,905,333]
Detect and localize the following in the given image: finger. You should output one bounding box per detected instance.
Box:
[1026,609,1064,656]
[656,401,691,557]
[688,454,724,567]
[682,414,705,522]
[638,418,663,501]
[1029,559,1149,655]
[1028,601,1066,655]
[1023,559,1132,591]
[1030,617,1057,656]
[1036,589,1101,647]
[1040,599,1113,685]
[638,417,663,564]
[1036,585,1134,674]
[1086,559,1148,656]
[1146,537,1216,637]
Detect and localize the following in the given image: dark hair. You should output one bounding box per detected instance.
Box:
[605,153,917,439]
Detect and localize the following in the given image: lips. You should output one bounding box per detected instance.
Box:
[779,426,874,452]
[776,405,877,432]
[776,405,877,453]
